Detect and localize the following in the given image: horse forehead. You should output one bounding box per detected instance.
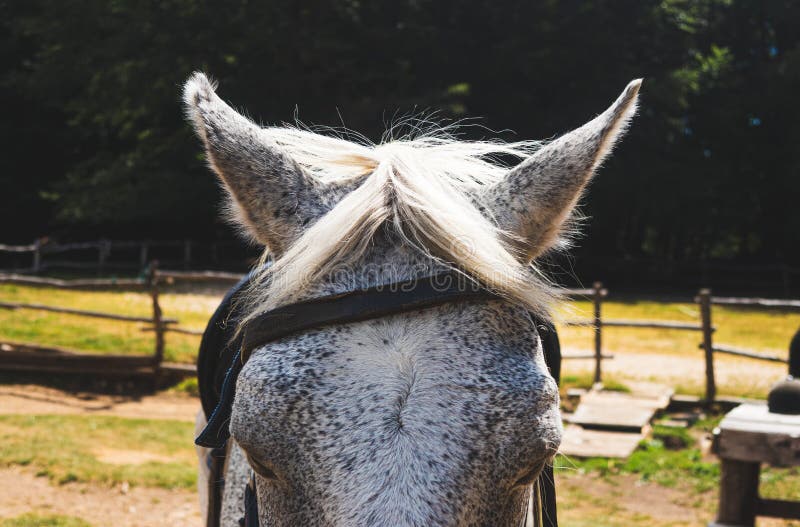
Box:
[234,303,551,421]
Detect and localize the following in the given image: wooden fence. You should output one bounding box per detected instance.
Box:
[0,269,795,399]
[0,239,253,273]
[564,283,794,402]
[0,265,226,378]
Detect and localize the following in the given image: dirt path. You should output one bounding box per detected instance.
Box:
[0,384,199,421]
[0,466,201,527]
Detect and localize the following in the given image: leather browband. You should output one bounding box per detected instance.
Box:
[196,271,497,449]
[241,272,495,362]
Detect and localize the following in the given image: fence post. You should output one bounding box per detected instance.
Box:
[698,288,716,403]
[183,240,192,269]
[139,242,149,269]
[211,242,218,265]
[98,239,110,274]
[148,261,165,370]
[593,281,604,385]
[32,239,42,274]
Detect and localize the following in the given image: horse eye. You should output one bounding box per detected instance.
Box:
[246,453,278,480]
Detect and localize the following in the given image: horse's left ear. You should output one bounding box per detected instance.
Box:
[483,79,642,261]
[183,72,326,254]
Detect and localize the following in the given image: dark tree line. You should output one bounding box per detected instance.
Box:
[1,0,798,279]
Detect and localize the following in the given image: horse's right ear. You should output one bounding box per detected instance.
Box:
[482,79,642,261]
[183,72,325,254]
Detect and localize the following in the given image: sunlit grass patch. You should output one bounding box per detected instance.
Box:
[0,284,217,363]
[0,514,92,527]
[555,419,800,520]
[556,299,798,358]
[0,415,196,489]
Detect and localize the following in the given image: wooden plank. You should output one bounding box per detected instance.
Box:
[563,319,595,327]
[0,273,147,289]
[559,425,645,458]
[140,325,204,336]
[568,402,655,432]
[0,243,37,252]
[582,390,672,410]
[160,362,197,376]
[710,296,800,310]
[568,388,673,432]
[0,349,156,366]
[1,340,86,355]
[758,498,800,520]
[0,347,158,375]
[711,344,787,363]
[157,269,243,282]
[562,288,598,297]
[561,353,614,360]
[713,459,760,526]
[718,404,800,434]
[0,301,177,323]
[603,319,704,330]
[716,404,800,467]
[564,319,707,331]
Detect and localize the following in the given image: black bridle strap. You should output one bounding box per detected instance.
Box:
[241,273,494,363]
[196,272,494,449]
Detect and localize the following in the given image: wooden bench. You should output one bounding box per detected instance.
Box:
[710,403,800,526]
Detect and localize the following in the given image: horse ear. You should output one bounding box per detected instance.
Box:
[183,72,325,254]
[483,79,642,261]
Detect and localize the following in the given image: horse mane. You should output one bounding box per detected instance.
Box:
[239,123,563,326]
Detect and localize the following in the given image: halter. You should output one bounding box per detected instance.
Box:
[196,270,560,527]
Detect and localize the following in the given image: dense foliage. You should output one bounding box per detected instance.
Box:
[2,1,798,277]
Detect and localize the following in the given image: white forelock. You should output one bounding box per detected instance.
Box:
[240,124,559,324]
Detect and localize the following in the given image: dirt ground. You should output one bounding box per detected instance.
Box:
[0,465,201,527]
[1,376,796,526]
[0,383,199,422]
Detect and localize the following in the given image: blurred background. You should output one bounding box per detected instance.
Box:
[1,2,799,527]
[2,0,799,294]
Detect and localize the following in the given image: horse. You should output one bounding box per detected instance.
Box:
[184,72,641,527]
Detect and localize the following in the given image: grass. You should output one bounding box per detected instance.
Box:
[566,421,798,494]
[555,418,800,526]
[0,284,219,363]
[561,372,631,393]
[0,414,196,489]
[0,515,92,527]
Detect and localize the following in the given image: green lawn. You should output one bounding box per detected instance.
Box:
[0,284,218,363]
[0,414,196,489]
[0,514,92,527]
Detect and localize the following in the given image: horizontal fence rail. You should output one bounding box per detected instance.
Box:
[709,296,800,309]
[0,273,148,289]
[564,319,708,331]
[0,243,38,252]
[704,344,788,364]
[0,301,177,324]
[157,270,244,283]
[0,238,254,274]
